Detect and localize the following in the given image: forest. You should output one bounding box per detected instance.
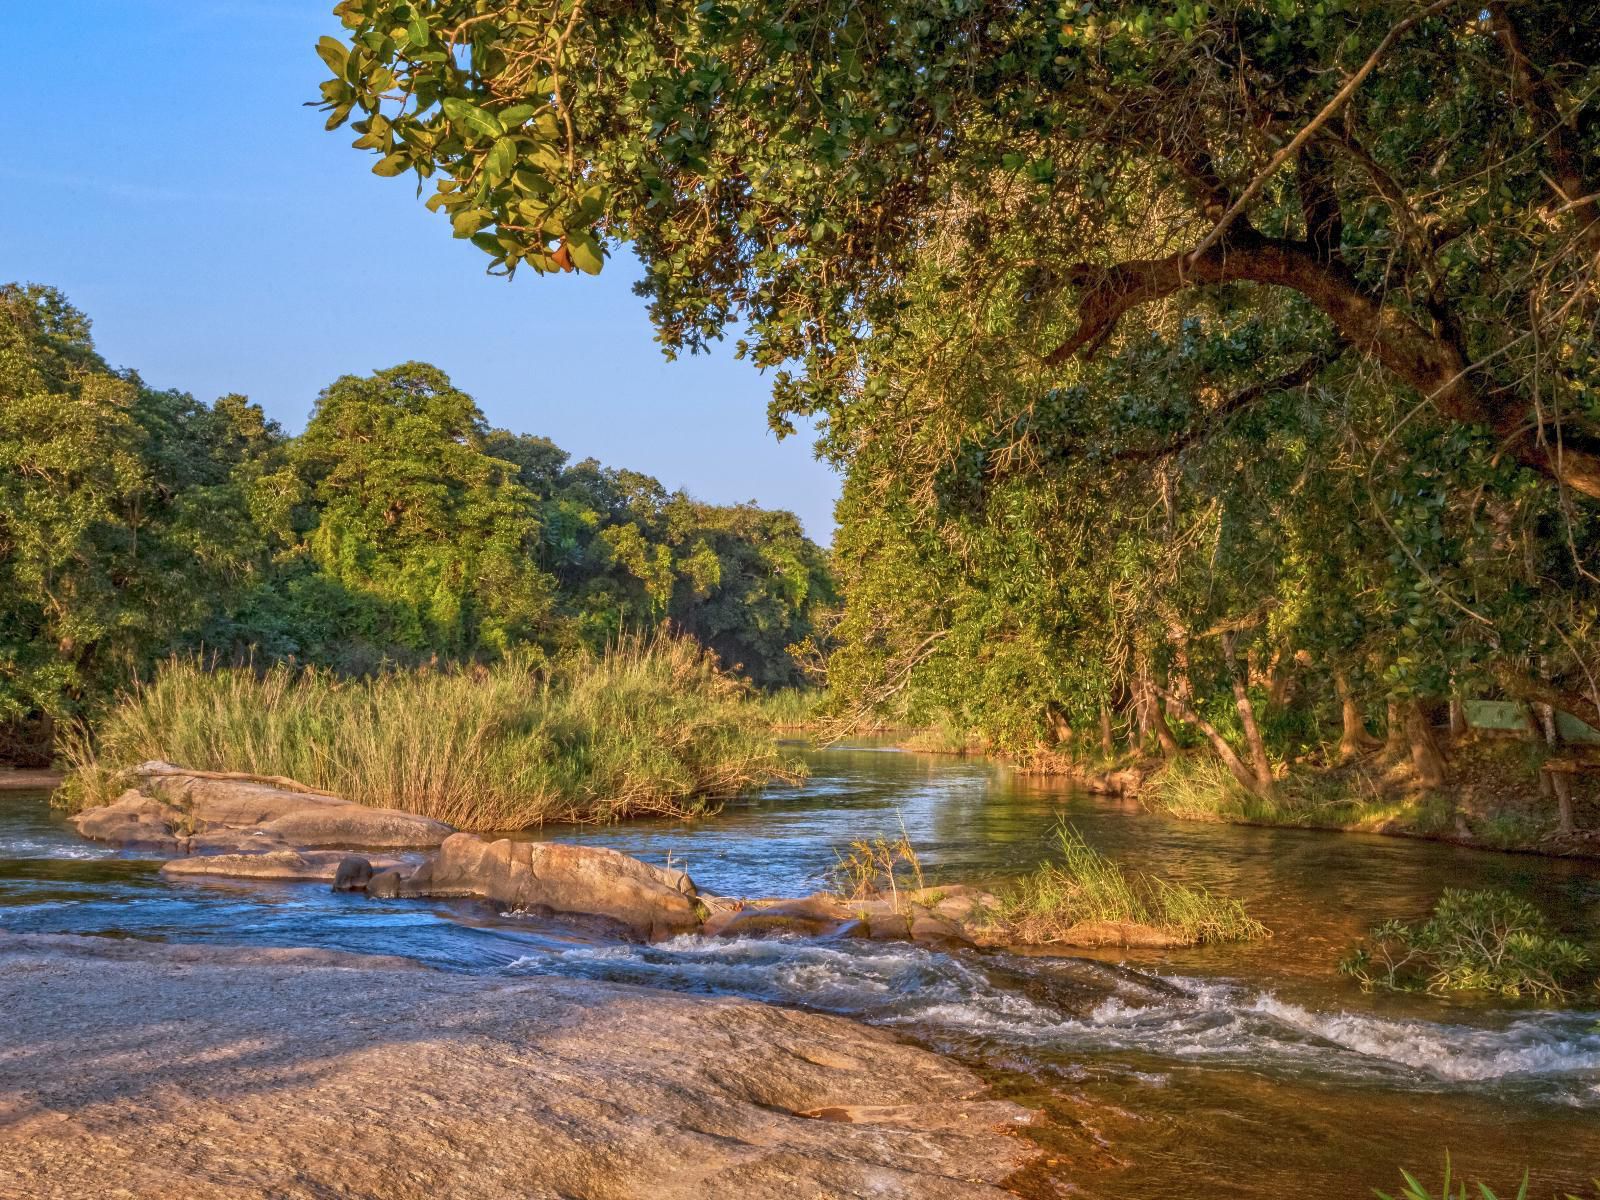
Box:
[0,282,833,764]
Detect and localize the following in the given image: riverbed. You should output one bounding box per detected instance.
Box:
[4,743,1598,1196]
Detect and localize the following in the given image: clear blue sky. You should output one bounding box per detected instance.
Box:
[1,1,841,541]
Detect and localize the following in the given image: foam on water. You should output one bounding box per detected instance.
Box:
[506,935,1600,1104]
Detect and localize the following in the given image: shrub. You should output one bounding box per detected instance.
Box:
[986,824,1268,946]
[1341,889,1594,1002]
[62,633,803,830]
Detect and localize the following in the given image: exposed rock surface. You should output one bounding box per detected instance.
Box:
[160,849,407,884]
[0,933,1033,1200]
[70,763,451,853]
[378,833,704,940]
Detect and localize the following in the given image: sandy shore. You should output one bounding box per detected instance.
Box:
[0,933,1033,1199]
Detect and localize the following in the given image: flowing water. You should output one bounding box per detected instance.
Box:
[4,744,1599,1196]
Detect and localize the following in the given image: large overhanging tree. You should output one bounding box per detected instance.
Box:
[319,0,1600,501]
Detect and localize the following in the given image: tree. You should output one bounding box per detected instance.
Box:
[293,362,553,657]
[320,0,1600,500]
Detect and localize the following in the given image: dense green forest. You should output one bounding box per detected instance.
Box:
[0,282,833,762]
[302,0,1600,836]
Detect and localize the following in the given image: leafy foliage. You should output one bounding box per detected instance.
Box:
[0,285,832,759]
[317,0,1600,832]
[1341,889,1594,1002]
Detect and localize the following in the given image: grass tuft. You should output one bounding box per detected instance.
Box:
[986,823,1268,946]
[61,633,802,830]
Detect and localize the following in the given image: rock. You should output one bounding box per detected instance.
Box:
[256,805,452,850]
[160,850,407,883]
[69,790,185,851]
[331,856,374,892]
[0,934,1033,1199]
[708,894,855,939]
[71,763,452,853]
[420,834,702,939]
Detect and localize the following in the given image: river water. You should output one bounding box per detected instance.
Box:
[4,743,1598,1196]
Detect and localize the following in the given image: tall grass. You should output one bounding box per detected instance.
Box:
[62,634,803,830]
[988,823,1268,945]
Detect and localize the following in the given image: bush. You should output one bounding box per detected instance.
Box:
[62,633,803,830]
[1341,889,1594,1002]
[986,824,1268,946]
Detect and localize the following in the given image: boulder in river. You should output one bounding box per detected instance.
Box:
[70,762,452,853]
[409,833,704,940]
[160,849,408,884]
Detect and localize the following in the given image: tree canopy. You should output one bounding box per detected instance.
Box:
[0,285,831,759]
[318,0,1600,807]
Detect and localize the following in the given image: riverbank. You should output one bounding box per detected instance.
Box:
[931,736,1600,860]
[0,932,1033,1200]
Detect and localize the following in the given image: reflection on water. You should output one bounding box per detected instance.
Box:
[4,743,1600,1196]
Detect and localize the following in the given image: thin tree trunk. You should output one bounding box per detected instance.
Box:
[1383,700,1408,759]
[1156,683,1266,798]
[1334,670,1379,760]
[1448,696,1468,741]
[1221,632,1275,797]
[1535,702,1576,836]
[1403,700,1448,789]
[1099,704,1115,758]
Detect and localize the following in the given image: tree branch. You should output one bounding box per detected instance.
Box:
[1045,229,1600,500]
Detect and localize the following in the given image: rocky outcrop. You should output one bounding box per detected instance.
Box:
[0,933,1034,1199]
[373,833,704,940]
[71,763,452,854]
[701,886,993,948]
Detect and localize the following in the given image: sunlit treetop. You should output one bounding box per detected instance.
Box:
[318,0,1600,499]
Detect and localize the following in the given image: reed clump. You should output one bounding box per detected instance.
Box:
[62,634,802,830]
[988,823,1268,946]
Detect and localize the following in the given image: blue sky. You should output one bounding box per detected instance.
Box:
[1,2,841,540]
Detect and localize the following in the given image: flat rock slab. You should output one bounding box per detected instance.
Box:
[160,850,408,883]
[71,763,453,853]
[0,934,1033,1200]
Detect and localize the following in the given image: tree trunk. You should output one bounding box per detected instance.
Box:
[1157,684,1266,798]
[1383,700,1408,759]
[1099,704,1115,758]
[1448,696,1468,741]
[1403,700,1448,789]
[1221,631,1275,797]
[1334,670,1379,760]
[1535,702,1576,836]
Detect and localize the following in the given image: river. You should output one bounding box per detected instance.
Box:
[4,743,1598,1196]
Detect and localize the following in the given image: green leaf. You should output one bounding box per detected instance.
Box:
[485,137,517,184]
[441,98,503,139]
[451,208,489,238]
[568,237,604,275]
[371,152,410,177]
[498,104,538,128]
[406,18,430,48]
[314,35,349,76]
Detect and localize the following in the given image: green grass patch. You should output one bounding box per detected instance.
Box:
[62,633,802,830]
[986,823,1268,946]
[1341,889,1595,1003]
[1380,1154,1599,1200]
[754,686,826,730]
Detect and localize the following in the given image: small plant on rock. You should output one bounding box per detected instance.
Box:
[1341,889,1593,1002]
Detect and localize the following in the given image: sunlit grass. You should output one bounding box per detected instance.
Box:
[986,823,1268,946]
[62,633,802,830]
